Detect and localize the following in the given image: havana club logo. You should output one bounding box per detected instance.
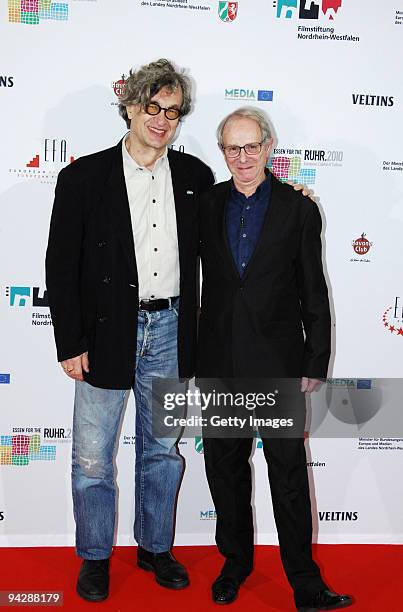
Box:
[382,297,403,338]
[218,2,238,22]
[112,74,127,98]
[352,233,372,255]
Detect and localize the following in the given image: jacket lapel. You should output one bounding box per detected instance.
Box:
[211,172,286,282]
[105,140,138,282]
[215,180,241,280]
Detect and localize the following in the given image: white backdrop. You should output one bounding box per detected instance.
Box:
[1,0,403,547]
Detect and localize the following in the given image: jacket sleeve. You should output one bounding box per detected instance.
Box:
[45,167,89,362]
[296,201,331,379]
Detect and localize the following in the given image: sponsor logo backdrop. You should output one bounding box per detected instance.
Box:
[0,0,402,546]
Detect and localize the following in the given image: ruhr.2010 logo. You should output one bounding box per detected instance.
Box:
[274,0,343,20]
[8,1,69,25]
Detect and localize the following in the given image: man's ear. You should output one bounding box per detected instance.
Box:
[265,138,274,161]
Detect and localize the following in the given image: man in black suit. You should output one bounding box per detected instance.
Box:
[197,107,352,611]
[46,59,214,602]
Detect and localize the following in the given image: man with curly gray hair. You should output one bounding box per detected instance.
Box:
[46,58,214,602]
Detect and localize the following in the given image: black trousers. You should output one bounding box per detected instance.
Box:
[203,435,327,597]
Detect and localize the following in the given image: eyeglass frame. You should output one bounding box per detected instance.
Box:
[144,101,182,121]
[220,140,266,158]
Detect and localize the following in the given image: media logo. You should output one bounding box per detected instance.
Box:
[0,76,14,87]
[218,1,238,22]
[0,375,11,385]
[8,1,69,25]
[326,379,372,389]
[0,433,56,466]
[200,509,217,520]
[9,138,75,184]
[352,94,394,107]
[356,379,372,390]
[274,0,343,20]
[326,378,355,387]
[225,88,273,102]
[382,297,403,338]
[257,90,274,101]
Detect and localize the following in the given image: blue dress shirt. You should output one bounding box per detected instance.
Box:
[226,175,272,276]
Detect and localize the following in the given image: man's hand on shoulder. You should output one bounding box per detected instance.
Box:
[286,181,316,202]
[301,377,321,393]
[60,352,89,381]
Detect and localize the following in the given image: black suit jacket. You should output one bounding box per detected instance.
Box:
[46,140,214,389]
[196,175,331,380]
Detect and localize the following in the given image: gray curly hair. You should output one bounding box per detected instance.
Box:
[119,58,192,128]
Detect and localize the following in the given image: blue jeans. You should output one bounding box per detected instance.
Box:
[71,301,184,559]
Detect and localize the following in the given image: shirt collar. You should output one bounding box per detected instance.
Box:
[230,173,272,203]
[122,135,169,177]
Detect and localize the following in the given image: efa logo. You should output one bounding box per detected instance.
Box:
[275,0,343,20]
[5,286,48,308]
[382,297,403,338]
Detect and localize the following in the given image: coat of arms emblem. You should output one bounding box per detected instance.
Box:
[218,2,238,22]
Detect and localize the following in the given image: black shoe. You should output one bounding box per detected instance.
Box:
[212,575,241,605]
[76,559,110,602]
[297,589,353,611]
[137,546,189,589]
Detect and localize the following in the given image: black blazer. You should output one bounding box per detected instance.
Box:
[46,140,214,389]
[196,175,331,380]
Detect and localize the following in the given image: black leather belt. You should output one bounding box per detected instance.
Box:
[139,297,178,312]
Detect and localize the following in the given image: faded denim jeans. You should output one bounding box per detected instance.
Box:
[71,301,184,559]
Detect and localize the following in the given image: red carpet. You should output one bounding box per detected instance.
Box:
[0,545,401,611]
